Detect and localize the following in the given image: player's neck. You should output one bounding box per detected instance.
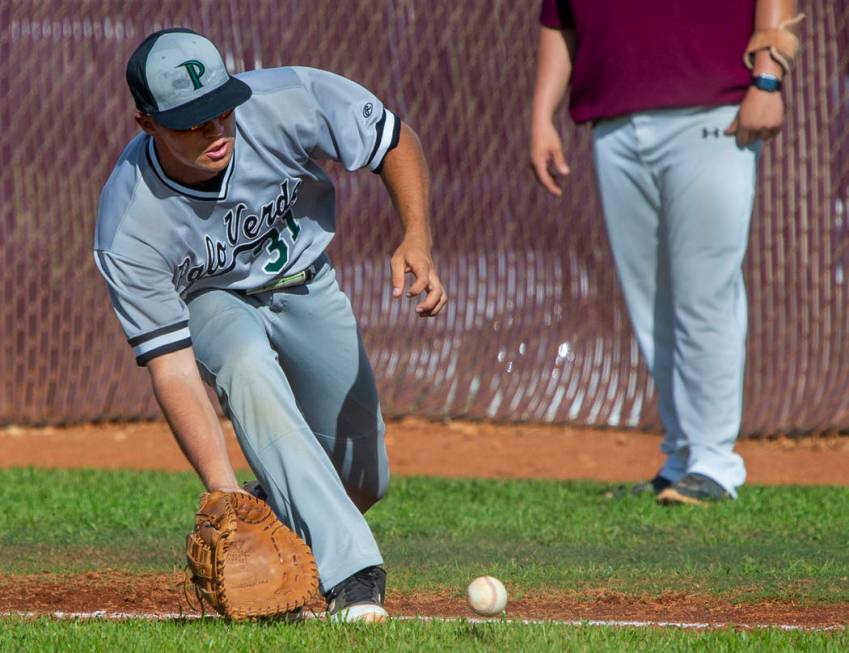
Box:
[153,139,224,188]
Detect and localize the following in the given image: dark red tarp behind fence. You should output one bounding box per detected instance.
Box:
[1,1,848,432]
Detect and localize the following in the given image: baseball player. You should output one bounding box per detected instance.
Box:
[530,0,802,504]
[94,28,446,621]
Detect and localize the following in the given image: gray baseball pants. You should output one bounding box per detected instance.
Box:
[187,258,388,592]
[592,105,761,497]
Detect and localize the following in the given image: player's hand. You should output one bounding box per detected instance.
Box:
[725,87,784,147]
[529,120,570,197]
[209,485,250,495]
[390,237,447,317]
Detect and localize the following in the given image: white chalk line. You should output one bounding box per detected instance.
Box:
[1,611,845,632]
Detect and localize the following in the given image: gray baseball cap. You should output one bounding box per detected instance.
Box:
[126,28,251,130]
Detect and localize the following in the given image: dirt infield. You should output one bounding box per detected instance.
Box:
[2,417,848,485]
[1,571,846,628]
[3,418,848,625]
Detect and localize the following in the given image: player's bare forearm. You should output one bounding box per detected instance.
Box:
[728,0,798,146]
[752,0,797,78]
[379,122,447,316]
[148,347,242,492]
[531,27,573,128]
[380,122,431,248]
[529,27,574,196]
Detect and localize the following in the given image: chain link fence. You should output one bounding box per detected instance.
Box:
[1,0,848,432]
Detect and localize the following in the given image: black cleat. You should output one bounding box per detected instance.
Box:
[657,473,732,506]
[630,474,673,496]
[604,474,672,499]
[325,566,388,623]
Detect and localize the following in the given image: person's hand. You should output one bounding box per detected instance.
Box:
[725,87,785,147]
[390,236,447,317]
[209,484,250,495]
[529,120,570,197]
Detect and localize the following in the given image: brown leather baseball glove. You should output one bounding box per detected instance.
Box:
[185,490,318,620]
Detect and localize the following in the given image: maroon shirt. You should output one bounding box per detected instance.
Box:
[540,0,755,124]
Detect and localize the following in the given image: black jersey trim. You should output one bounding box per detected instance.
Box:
[128,320,190,347]
[365,110,388,169]
[373,113,401,174]
[136,338,193,366]
[146,137,235,201]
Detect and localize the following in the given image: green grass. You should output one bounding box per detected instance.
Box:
[0,469,847,601]
[0,617,846,653]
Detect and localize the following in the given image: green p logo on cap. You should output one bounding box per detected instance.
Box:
[178,59,206,90]
[127,28,251,128]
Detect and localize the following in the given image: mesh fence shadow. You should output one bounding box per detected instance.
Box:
[1,1,847,432]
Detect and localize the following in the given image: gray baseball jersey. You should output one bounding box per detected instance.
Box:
[94,66,400,365]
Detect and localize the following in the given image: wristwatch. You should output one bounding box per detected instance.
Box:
[751,73,782,92]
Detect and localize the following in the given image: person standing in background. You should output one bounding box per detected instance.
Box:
[529,1,803,504]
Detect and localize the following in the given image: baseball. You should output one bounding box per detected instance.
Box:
[466,575,508,616]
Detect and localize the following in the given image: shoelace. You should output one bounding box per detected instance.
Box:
[330,568,382,605]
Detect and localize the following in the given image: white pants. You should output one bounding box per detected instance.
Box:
[592,105,761,496]
[187,259,388,591]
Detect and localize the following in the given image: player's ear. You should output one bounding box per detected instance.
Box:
[134,111,157,135]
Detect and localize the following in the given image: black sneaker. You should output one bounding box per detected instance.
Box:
[657,473,732,506]
[631,474,673,496]
[325,566,388,623]
[604,474,672,499]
